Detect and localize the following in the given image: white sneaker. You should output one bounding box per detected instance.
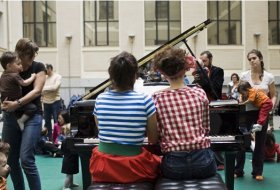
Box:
[70,183,79,188]
[252,124,262,133]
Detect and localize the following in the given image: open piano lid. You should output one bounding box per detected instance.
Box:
[81,19,212,101]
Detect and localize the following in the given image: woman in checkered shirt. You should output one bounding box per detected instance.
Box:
[152,47,217,179]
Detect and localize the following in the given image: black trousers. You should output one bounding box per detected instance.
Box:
[235,110,268,176]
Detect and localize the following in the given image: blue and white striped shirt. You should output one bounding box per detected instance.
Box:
[93,90,156,145]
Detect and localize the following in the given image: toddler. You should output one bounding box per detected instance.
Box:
[0,141,10,190]
[237,81,273,132]
[264,132,280,162]
[0,51,36,131]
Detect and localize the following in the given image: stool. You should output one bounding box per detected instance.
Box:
[87,181,154,190]
[154,173,227,190]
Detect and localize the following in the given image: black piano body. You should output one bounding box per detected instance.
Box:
[67,99,246,190]
[66,20,245,190]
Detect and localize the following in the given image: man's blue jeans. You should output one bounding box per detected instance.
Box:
[2,112,42,190]
[43,99,61,140]
[161,148,217,179]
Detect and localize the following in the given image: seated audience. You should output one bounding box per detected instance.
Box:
[227,73,239,99]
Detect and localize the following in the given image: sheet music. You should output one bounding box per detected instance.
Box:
[209,99,238,107]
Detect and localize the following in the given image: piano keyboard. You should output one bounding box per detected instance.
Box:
[83,135,236,144]
[209,135,235,142]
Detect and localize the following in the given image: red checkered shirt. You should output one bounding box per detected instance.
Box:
[152,86,211,153]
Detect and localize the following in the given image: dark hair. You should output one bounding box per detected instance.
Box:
[45,63,53,70]
[237,81,251,92]
[153,47,188,79]
[0,51,18,70]
[0,140,10,156]
[15,38,39,60]
[200,50,213,60]
[231,73,240,81]
[237,81,252,101]
[265,131,275,148]
[247,49,264,80]
[58,110,70,124]
[109,51,138,91]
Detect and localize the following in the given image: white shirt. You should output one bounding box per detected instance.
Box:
[42,73,62,104]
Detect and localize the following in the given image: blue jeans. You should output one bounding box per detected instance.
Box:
[161,148,217,179]
[43,99,61,140]
[2,112,42,190]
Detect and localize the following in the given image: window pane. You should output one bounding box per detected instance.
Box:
[157,1,168,19]
[84,1,96,21]
[208,2,217,20]
[23,1,34,22]
[145,22,156,46]
[219,21,229,44]
[48,23,56,47]
[208,1,241,45]
[218,2,228,20]
[35,24,46,46]
[157,21,168,44]
[109,22,119,46]
[145,1,155,21]
[170,1,180,20]
[170,22,181,39]
[84,1,118,46]
[229,21,241,45]
[97,22,107,46]
[145,0,180,46]
[47,1,56,22]
[84,22,96,46]
[208,22,218,45]
[23,24,35,41]
[269,21,277,45]
[230,1,241,20]
[35,1,45,22]
[268,1,277,20]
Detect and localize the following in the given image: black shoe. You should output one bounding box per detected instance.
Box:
[234,171,244,178]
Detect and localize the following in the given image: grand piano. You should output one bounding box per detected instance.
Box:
[66,20,248,190]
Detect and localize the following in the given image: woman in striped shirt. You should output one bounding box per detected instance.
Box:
[89,51,160,183]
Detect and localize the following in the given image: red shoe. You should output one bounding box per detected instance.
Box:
[217,164,224,171]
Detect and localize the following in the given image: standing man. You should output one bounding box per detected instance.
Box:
[42,63,62,141]
[193,50,225,170]
[193,50,224,100]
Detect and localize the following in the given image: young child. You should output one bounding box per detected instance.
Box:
[37,127,60,156]
[0,141,10,190]
[237,81,273,132]
[0,51,37,131]
[264,131,280,162]
[58,110,79,190]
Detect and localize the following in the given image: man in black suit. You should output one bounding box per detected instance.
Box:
[193,50,225,170]
[193,50,224,100]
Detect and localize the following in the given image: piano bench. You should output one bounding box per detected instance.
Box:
[154,173,227,190]
[87,181,154,190]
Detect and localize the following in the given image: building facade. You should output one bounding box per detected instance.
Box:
[0,0,280,104]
